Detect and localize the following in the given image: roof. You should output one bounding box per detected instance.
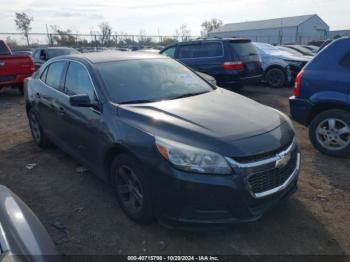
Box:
[58,51,167,64]
[213,14,317,33]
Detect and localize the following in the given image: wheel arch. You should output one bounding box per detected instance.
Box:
[308,102,350,124]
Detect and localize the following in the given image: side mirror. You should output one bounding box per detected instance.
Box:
[69,94,97,108]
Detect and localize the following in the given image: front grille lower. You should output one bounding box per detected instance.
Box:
[247,150,297,194]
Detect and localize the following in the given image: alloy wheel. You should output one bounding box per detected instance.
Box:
[316,118,350,150]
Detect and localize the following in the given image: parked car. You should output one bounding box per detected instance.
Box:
[0,185,59,261]
[281,45,314,57]
[254,42,309,88]
[12,50,33,56]
[318,39,333,52]
[25,52,300,227]
[289,37,350,156]
[0,40,35,95]
[302,45,319,54]
[277,46,313,59]
[160,38,263,90]
[32,47,80,69]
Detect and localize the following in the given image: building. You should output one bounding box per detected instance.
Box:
[208,14,329,45]
[329,30,350,39]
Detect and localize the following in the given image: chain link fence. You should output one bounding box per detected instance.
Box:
[0,32,200,50]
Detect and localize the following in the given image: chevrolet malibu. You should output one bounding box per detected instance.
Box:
[25,52,300,227]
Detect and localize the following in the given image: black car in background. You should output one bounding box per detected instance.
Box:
[160,38,263,90]
[25,52,299,227]
[32,47,80,69]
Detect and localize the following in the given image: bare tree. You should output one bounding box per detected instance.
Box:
[99,22,112,46]
[175,24,191,41]
[14,12,33,46]
[201,18,223,36]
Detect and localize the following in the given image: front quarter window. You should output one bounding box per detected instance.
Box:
[161,47,176,58]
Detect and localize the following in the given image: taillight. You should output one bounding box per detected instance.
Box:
[294,70,304,97]
[223,61,244,70]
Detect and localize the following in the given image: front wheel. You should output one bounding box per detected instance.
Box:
[265,68,286,88]
[309,109,350,156]
[111,154,154,224]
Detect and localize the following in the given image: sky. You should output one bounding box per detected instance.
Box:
[0,0,349,37]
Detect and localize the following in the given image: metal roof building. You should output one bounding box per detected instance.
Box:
[208,14,329,45]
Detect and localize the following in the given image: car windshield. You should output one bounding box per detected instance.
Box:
[47,48,80,58]
[97,58,214,104]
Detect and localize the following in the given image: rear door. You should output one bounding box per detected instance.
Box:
[35,61,67,141]
[229,40,263,78]
[192,41,225,81]
[176,43,200,69]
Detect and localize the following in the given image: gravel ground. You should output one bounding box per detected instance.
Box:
[0,85,349,257]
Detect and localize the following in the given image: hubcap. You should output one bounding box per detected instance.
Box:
[116,165,144,214]
[30,112,41,143]
[316,118,350,150]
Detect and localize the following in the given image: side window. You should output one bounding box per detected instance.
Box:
[340,51,350,70]
[177,45,199,59]
[161,47,176,58]
[33,50,39,59]
[65,62,96,101]
[45,61,65,90]
[198,42,223,58]
[40,67,48,82]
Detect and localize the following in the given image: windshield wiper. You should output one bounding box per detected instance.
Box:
[169,91,211,100]
[119,99,157,105]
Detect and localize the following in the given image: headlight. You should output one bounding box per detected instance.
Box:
[155,137,232,175]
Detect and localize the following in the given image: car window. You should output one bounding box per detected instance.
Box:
[177,44,199,59]
[40,67,48,82]
[231,41,259,62]
[45,61,66,90]
[65,62,96,100]
[33,50,41,59]
[97,58,213,104]
[0,41,10,55]
[198,42,223,57]
[340,51,350,69]
[161,47,176,58]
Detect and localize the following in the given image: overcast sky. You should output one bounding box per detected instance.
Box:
[0,0,349,36]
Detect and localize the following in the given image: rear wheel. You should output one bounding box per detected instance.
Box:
[265,68,286,88]
[111,154,154,224]
[28,109,50,148]
[309,109,350,156]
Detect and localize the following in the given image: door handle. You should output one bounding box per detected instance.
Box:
[58,107,65,116]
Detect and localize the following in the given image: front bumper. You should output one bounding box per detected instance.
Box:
[153,141,300,228]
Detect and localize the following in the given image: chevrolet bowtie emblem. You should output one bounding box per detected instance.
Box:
[275,152,291,169]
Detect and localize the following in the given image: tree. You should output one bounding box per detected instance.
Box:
[51,26,77,46]
[14,12,33,46]
[200,18,223,36]
[99,22,112,46]
[175,24,191,41]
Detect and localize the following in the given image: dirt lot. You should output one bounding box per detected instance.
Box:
[0,85,349,257]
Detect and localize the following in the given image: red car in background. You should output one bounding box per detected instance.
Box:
[0,40,35,95]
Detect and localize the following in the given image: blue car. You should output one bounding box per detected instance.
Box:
[289,37,350,156]
[160,38,263,90]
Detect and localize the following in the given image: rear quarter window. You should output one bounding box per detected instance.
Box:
[0,41,10,55]
[230,41,259,62]
[198,42,223,57]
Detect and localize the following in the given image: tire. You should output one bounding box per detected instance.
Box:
[309,109,350,157]
[28,109,51,148]
[17,84,24,96]
[265,68,286,88]
[111,154,154,224]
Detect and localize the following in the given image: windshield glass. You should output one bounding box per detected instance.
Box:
[97,58,214,104]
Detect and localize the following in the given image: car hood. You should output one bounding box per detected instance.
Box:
[272,51,310,62]
[117,88,294,157]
